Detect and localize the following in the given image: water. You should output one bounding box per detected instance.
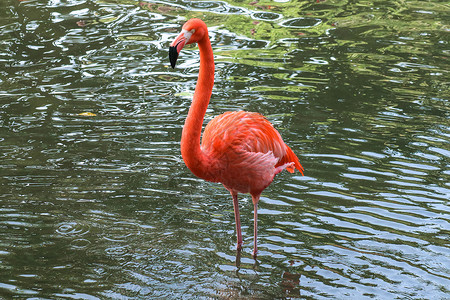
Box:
[1,0,449,298]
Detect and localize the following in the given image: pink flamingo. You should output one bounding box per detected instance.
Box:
[169,18,304,258]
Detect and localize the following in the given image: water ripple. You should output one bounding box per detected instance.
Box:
[279,17,322,28]
[103,221,141,242]
[56,222,90,236]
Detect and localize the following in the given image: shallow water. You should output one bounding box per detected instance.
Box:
[0,0,449,298]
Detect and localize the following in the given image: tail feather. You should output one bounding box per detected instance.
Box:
[278,145,304,175]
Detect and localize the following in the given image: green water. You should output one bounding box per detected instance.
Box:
[0,0,449,298]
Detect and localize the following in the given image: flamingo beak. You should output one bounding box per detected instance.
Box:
[169,29,193,68]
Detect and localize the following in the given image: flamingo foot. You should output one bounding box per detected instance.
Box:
[236,241,243,251]
[252,248,257,259]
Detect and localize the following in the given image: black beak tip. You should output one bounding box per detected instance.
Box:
[169,46,178,69]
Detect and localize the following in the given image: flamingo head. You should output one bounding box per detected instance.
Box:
[169,18,207,68]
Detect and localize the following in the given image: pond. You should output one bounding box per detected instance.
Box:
[0,0,449,298]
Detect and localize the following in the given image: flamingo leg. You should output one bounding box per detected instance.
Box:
[231,192,243,250]
[252,195,260,258]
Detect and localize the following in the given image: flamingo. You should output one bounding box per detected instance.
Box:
[169,18,304,258]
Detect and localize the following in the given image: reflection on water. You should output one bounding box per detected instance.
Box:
[0,0,449,298]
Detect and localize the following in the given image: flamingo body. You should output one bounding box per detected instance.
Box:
[202,111,303,195]
[169,18,303,257]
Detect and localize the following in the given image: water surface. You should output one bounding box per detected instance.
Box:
[0,0,449,298]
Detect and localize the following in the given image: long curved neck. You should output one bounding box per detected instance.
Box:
[180,33,215,181]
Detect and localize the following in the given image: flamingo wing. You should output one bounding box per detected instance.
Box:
[201,111,303,175]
